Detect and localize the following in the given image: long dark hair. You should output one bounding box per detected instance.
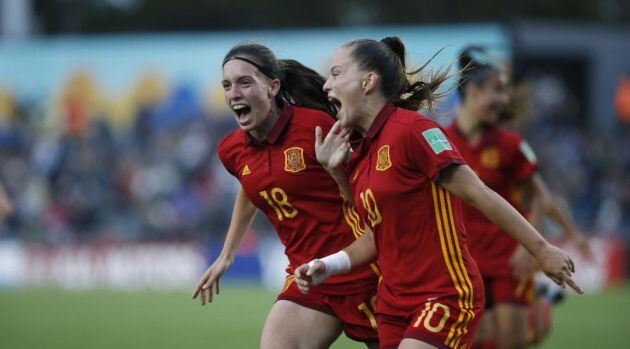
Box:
[457,45,501,98]
[343,36,450,112]
[223,43,336,116]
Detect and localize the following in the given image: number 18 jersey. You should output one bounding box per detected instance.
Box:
[218,104,378,295]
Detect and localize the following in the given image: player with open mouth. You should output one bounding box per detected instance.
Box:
[295,36,582,349]
[192,42,381,349]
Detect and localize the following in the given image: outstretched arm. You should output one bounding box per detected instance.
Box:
[192,186,258,304]
[532,174,594,261]
[438,164,582,293]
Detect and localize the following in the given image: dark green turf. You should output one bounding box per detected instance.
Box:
[1,284,628,349]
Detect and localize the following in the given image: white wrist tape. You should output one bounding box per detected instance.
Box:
[307,251,351,286]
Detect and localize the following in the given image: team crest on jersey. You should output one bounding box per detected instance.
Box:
[480,147,500,169]
[376,145,392,171]
[284,147,306,173]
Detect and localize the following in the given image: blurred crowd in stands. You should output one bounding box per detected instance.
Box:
[0,69,628,244]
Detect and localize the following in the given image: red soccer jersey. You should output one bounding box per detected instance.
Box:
[445,123,538,277]
[348,103,483,317]
[218,104,378,295]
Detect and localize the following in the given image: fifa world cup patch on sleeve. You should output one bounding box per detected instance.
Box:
[284,147,306,172]
[422,128,452,154]
[519,141,537,164]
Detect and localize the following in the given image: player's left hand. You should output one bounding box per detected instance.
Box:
[510,245,535,280]
[294,260,327,294]
[535,243,583,294]
[573,235,595,262]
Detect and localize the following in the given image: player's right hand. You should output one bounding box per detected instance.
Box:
[315,121,351,173]
[294,260,327,294]
[192,256,233,305]
[535,243,583,294]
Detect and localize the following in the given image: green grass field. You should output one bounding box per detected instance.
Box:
[1,284,629,349]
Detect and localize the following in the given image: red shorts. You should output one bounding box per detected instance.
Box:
[483,275,534,308]
[277,275,379,343]
[527,297,552,344]
[377,298,484,349]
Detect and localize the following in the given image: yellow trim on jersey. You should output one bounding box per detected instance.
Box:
[343,201,365,239]
[431,183,475,348]
[444,191,476,348]
[281,275,295,293]
[341,201,381,281]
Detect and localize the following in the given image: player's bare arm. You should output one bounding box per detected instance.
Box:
[192,186,258,305]
[437,163,583,294]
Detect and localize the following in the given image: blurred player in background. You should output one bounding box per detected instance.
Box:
[191,43,380,349]
[294,37,581,349]
[0,182,13,220]
[502,67,595,348]
[446,46,593,349]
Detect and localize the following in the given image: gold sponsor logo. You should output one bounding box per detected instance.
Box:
[241,164,251,176]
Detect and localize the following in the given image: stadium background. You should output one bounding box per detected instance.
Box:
[0,0,628,348]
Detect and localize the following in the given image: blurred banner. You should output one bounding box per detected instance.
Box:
[0,25,508,100]
[0,236,624,292]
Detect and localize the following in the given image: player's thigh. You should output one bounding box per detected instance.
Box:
[398,338,439,349]
[472,308,495,343]
[260,299,343,349]
[493,302,528,349]
[528,298,552,345]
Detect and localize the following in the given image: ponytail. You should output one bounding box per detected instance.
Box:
[223,42,336,117]
[344,36,450,113]
[278,59,336,116]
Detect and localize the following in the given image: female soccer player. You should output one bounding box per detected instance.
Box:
[191,43,380,349]
[294,37,581,349]
[445,47,592,349]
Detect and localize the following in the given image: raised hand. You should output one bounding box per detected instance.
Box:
[315,121,351,173]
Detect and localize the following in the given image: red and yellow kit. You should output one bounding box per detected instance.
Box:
[218,104,379,341]
[445,124,538,280]
[348,103,484,349]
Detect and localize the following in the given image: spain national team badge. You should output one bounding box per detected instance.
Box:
[376,145,392,171]
[480,147,500,169]
[284,147,306,173]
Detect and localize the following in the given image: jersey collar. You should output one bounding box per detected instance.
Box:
[366,102,396,141]
[246,104,293,146]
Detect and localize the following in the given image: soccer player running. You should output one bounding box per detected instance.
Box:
[444,47,593,349]
[191,43,380,349]
[294,37,582,349]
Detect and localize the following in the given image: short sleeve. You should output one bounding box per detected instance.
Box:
[406,121,466,181]
[509,135,538,183]
[217,137,237,177]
